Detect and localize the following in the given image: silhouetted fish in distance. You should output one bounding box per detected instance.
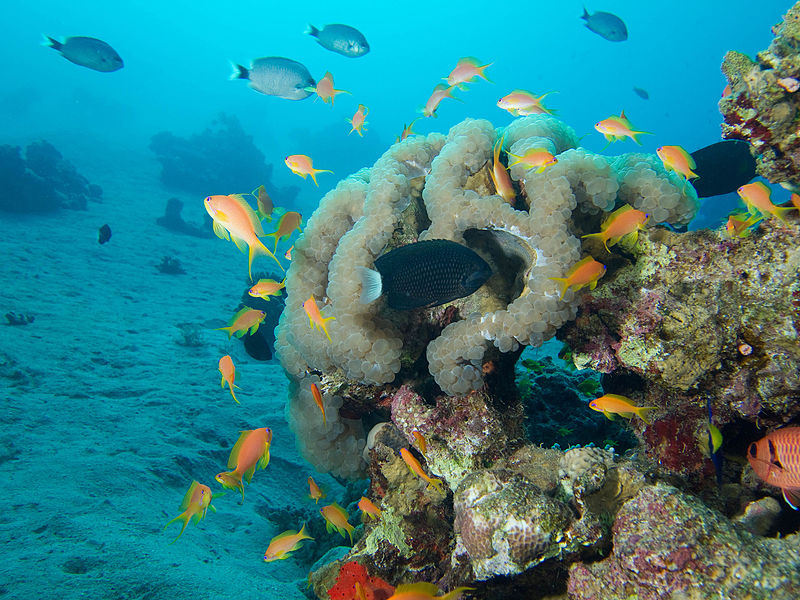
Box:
[44,36,123,72]
[306,24,370,57]
[98,224,111,244]
[358,239,492,310]
[581,8,628,42]
[633,87,649,100]
[690,140,757,197]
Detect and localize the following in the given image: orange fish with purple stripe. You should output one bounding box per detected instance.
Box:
[582,204,649,252]
[748,427,800,510]
[215,427,272,501]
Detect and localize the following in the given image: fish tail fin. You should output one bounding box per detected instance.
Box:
[636,406,657,425]
[309,169,333,186]
[215,325,234,339]
[306,24,320,38]
[783,488,800,510]
[478,63,493,83]
[249,237,284,278]
[42,34,61,49]
[630,130,652,145]
[228,385,240,405]
[321,317,334,342]
[428,477,446,496]
[548,276,570,299]
[774,205,797,224]
[230,62,249,81]
[581,231,609,253]
[164,512,189,543]
[357,266,383,303]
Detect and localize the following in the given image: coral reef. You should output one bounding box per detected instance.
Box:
[156,197,212,238]
[155,256,186,274]
[149,113,299,203]
[0,140,102,212]
[5,312,34,326]
[720,2,800,185]
[567,484,800,600]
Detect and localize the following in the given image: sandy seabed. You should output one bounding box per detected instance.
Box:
[0,134,327,600]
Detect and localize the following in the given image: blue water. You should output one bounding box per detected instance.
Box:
[0,1,789,598]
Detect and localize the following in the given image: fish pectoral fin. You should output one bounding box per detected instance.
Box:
[212,220,230,240]
[231,235,249,254]
[602,410,616,421]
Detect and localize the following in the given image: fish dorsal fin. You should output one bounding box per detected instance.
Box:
[395,583,439,596]
[212,220,230,240]
[179,481,201,511]
[227,430,251,469]
[271,529,299,542]
[230,194,265,236]
[601,204,634,229]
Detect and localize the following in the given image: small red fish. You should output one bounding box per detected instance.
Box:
[215,427,272,501]
[357,496,382,520]
[748,427,800,510]
[582,204,649,252]
[303,296,335,341]
[549,256,606,299]
[164,481,216,542]
[310,382,326,425]
[218,355,240,404]
[400,448,445,495]
[308,476,325,503]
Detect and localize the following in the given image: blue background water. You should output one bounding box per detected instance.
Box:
[0,2,790,599]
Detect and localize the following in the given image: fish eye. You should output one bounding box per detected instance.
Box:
[748,443,757,457]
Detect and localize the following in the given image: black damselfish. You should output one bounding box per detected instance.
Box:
[98,224,111,244]
[690,140,756,197]
[358,239,492,310]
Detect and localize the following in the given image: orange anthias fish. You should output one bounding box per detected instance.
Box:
[310,382,327,424]
[303,296,335,341]
[215,427,272,501]
[422,83,457,118]
[204,194,284,278]
[589,394,656,424]
[549,256,607,299]
[497,90,553,116]
[581,204,650,252]
[164,480,216,542]
[249,277,285,301]
[396,118,420,143]
[490,134,516,205]
[747,427,800,509]
[792,192,800,210]
[358,496,382,520]
[446,57,493,89]
[400,448,445,495]
[285,154,333,186]
[725,212,761,238]
[218,355,240,404]
[387,583,474,600]
[656,145,699,180]
[595,111,650,145]
[348,104,369,136]
[411,430,427,455]
[507,147,558,173]
[309,71,349,104]
[320,502,355,544]
[266,211,302,252]
[216,307,266,339]
[263,523,313,562]
[308,476,325,503]
[251,184,274,221]
[737,182,797,223]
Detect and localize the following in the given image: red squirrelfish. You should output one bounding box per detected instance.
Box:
[497,90,553,116]
[748,427,800,509]
[549,257,606,299]
[218,354,240,404]
[215,427,272,501]
[216,307,266,339]
[164,480,216,542]
[737,182,796,223]
[308,476,325,503]
[310,382,327,424]
[309,71,349,104]
[422,83,457,118]
[204,194,283,278]
[358,496,382,520]
[594,111,650,144]
[320,502,355,544]
[581,204,649,252]
[446,57,492,89]
[656,145,699,180]
[263,523,313,561]
[348,104,369,136]
[303,296,335,341]
[400,447,445,495]
[490,134,516,205]
[589,394,656,424]
[285,154,333,186]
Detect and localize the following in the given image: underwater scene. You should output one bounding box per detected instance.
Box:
[2,0,800,598]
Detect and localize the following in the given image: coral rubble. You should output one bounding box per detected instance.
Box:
[0,140,102,212]
[720,2,800,185]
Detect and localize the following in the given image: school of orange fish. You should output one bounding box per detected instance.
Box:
[164,55,800,591]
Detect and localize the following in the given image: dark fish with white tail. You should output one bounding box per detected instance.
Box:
[358,239,492,310]
[43,36,123,72]
[581,8,628,42]
[231,57,315,100]
[307,24,370,58]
